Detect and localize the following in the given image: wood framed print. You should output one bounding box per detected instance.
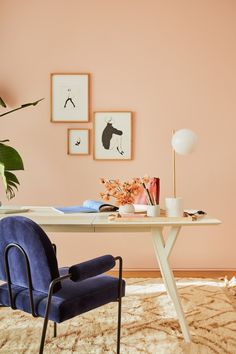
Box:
[51,73,89,122]
[67,129,89,155]
[93,111,133,160]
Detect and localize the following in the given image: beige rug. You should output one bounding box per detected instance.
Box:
[1,278,236,353]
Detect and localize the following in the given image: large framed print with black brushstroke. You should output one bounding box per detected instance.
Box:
[93,111,133,160]
[51,73,89,122]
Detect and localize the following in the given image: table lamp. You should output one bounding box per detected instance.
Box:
[165,129,198,217]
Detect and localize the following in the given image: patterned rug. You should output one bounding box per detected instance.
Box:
[1,278,236,354]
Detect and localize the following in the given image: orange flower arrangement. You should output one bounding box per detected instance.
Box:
[100,176,150,206]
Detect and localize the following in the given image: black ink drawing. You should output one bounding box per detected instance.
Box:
[75,138,81,147]
[64,89,76,108]
[102,118,124,155]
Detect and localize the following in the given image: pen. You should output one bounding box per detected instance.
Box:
[142,183,153,205]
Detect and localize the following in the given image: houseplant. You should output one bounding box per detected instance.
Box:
[0,96,43,199]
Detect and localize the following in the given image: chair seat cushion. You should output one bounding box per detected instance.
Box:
[0,267,125,323]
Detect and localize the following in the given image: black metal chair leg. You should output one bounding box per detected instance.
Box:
[53,322,57,337]
[51,245,58,339]
[39,274,71,354]
[39,314,49,354]
[115,256,123,354]
[117,297,122,354]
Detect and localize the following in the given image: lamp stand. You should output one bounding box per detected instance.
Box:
[172,129,176,198]
[166,131,183,217]
[167,128,197,217]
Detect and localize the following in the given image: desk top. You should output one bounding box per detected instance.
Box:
[0,206,221,233]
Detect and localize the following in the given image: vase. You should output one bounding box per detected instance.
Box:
[119,204,135,214]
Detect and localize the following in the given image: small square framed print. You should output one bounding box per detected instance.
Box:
[67,129,90,155]
[93,111,133,160]
[51,73,89,122]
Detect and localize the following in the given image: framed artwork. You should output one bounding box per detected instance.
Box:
[51,73,89,122]
[67,129,90,155]
[93,111,133,160]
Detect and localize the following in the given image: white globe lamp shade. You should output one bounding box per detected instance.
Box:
[171,129,198,155]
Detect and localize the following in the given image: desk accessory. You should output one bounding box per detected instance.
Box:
[165,129,198,217]
[147,205,160,217]
[165,197,183,217]
[108,211,204,222]
[108,214,189,222]
[55,200,118,213]
[184,210,206,220]
[135,177,160,206]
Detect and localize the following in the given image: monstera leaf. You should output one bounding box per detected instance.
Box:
[0,142,24,199]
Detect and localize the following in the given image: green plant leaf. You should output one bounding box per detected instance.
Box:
[21,98,44,108]
[0,143,24,171]
[0,162,7,190]
[0,98,44,117]
[0,97,7,108]
[1,171,20,199]
[7,185,15,199]
[4,171,20,185]
[0,96,42,198]
[7,181,18,189]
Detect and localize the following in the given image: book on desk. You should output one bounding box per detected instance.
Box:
[55,200,119,214]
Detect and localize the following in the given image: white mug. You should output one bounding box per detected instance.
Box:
[165,197,183,217]
[147,205,160,217]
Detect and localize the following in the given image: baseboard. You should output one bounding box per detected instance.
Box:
[108,269,236,278]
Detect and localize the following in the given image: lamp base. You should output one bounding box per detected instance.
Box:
[165,197,183,217]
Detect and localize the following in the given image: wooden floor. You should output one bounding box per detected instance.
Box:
[108,270,236,278]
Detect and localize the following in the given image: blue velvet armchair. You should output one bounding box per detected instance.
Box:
[0,216,125,353]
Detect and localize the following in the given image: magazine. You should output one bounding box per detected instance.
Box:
[55,200,119,214]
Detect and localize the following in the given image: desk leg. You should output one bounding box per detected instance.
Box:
[151,227,191,342]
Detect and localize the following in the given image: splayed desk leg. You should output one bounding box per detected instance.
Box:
[151,226,191,342]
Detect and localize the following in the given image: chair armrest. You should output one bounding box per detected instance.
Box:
[69,255,116,282]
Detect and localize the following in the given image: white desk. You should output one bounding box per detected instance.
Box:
[0,207,221,342]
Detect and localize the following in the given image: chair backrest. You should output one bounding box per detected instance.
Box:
[0,216,60,293]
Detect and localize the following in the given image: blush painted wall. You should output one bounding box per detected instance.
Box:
[1,0,236,269]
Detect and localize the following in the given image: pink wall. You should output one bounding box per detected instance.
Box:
[1,0,236,269]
